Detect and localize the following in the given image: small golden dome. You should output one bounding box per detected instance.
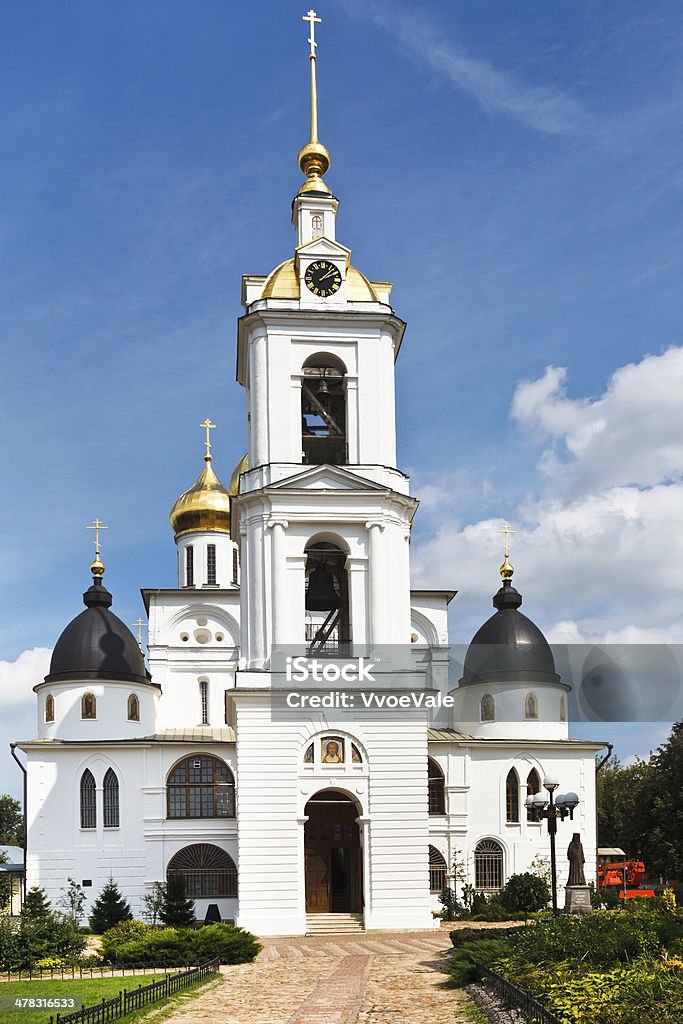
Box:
[500,556,514,581]
[229,453,249,496]
[260,258,378,302]
[297,141,331,194]
[170,458,231,539]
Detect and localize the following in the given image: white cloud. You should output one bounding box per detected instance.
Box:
[0,648,52,708]
[338,0,587,135]
[412,347,683,642]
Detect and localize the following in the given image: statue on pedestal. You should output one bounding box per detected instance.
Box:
[565,832,591,914]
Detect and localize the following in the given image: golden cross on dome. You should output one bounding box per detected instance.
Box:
[496,520,516,581]
[303,9,321,58]
[199,418,216,461]
[131,618,145,648]
[86,518,108,577]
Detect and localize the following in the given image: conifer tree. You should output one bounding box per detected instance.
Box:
[159,873,195,928]
[88,878,132,934]
[22,886,52,920]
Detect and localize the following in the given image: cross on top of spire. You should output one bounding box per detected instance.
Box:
[199,418,216,462]
[303,9,321,58]
[496,520,516,581]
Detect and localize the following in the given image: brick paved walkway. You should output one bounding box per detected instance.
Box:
[163,930,478,1024]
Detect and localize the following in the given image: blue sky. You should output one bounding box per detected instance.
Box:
[2,0,683,796]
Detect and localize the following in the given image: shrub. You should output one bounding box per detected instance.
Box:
[0,914,86,971]
[500,872,550,917]
[107,923,261,967]
[100,919,150,963]
[450,936,513,985]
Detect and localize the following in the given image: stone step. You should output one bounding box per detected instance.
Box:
[306,913,365,934]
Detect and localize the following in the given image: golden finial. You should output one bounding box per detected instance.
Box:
[199,418,216,462]
[86,518,109,577]
[131,618,145,651]
[298,9,331,194]
[496,520,516,580]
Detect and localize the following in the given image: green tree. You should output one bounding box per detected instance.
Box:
[22,887,52,921]
[0,795,24,847]
[597,754,652,853]
[88,878,132,934]
[641,721,683,879]
[57,878,86,928]
[0,851,11,910]
[159,873,195,928]
[500,872,550,918]
[141,882,165,927]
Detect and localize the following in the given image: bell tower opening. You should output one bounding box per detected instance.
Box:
[301,354,347,465]
[305,540,350,655]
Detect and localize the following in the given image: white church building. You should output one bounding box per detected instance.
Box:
[17,14,604,936]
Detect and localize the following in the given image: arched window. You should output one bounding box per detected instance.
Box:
[80,769,96,829]
[305,540,350,655]
[45,694,55,723]
[526,768,541,821]
[506,769,520,823]
[127,694,140,722]
[428,846,447,893]
[103,768,119,828]
[167,843,237,897]
[167,755,235,819]
[81,692,96,719]
[560,694,567,722]
[311,213,324,238]
[480,694,495,722]
[428,758,446,815]
[301,354,347,465]
[474,839,504,891]
[524,691,539,720]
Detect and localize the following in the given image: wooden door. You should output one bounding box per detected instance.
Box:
[305,848,330,912]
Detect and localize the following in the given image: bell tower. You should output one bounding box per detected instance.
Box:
[234,11,415,668]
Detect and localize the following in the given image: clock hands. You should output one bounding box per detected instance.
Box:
[318,268,338,282]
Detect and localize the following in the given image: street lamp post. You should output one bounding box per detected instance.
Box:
[526,776,579,915]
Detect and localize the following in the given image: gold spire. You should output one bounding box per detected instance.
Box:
[86,517,108,577]
[496,520,516,581]
[298,9,331,195]
[199,418,216,462]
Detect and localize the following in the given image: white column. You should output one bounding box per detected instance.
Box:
[357,815,371,923]
[247,517,266,669]
[249,333,268,467]
[345,375,359,464]
[346,555,368,646]
[366,520,389,646]
[291,375,304,464]
[238,523,249,667]
[268,518,289,648]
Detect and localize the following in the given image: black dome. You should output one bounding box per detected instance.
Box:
[45,577,151,685]
[460,580,560,686]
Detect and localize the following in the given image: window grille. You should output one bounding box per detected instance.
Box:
[474,839,504,891]
[232,547,239,584]
[428,758,446,815]
[80,769,96,829]
[185,546,194,587]
[207,544,216,585]
[429,845,447,892]
[103,768,119,828]
[167,843,237,897]
[199,680,209,725]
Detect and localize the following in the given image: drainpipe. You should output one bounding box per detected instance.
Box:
[10,744,27,906]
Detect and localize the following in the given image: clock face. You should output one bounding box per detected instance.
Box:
[304,260,342,298]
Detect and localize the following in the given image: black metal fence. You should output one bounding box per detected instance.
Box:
[48,959,220,1024]
[476,964,563,1024]
[2,965,180,983]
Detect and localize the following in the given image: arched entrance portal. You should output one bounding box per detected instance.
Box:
[304,791,362,913]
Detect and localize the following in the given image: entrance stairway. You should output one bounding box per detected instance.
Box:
[306,913,365,935]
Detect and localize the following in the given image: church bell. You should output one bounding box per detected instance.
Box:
[305,563,342,611]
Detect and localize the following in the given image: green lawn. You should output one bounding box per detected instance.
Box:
[0,972,218,1024]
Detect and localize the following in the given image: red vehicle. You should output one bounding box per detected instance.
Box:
[597,847,655,899]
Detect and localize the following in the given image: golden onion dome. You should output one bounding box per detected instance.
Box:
[229,453,249,497]
[170,456,231,540]
[261,258,378,302]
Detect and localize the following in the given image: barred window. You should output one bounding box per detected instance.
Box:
[103,768,119,828]
[232,547,239,584]
[525,691,539,720]
[81,692,96,719]
[80,769,96,829]
[474,839,504,891]
[506,769,520,823]
[167,755,235,819]
[526,768,541,821]
[45,694,55,723]
[429,845,447,892]
[185,545,194,587]
[207,544,216,585]
[428,758,446,815]
[199,680,209,725]
[127,693,140,722]
[167,843,237,897]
